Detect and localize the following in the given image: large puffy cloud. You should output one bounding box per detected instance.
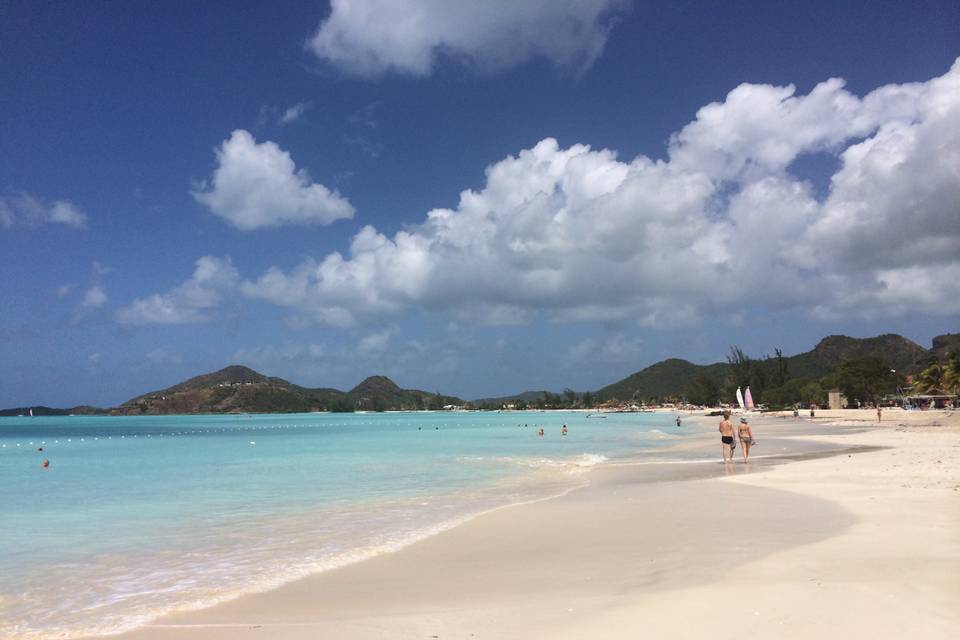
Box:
[667,76,927,182]
[124,60,960,328]
[308,0,626,77]
[116,257,239,325]
[192,130,354,230]
[0,192,87,229]
[240,59,960,325]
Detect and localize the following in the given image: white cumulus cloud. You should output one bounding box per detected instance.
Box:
[0,192,87,229]
[308,0,627,77]
[192,130,354,230]
[116,256,239,325]
[239,58,960,325]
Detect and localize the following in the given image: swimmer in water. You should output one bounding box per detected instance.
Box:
[561,424,568,436]
[41,459,50,469]
[537,428,544,437]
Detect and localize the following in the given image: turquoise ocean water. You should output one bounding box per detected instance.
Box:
[0,411,690,639]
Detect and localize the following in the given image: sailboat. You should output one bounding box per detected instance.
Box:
[736,387,745,411]
[744,387,755,411]
[29,408,33,417]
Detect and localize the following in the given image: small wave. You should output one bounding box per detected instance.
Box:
[645,429,681,439]
[456,453,608,471]
[506,453,609,471]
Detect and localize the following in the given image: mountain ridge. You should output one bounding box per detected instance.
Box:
[591,333,935,404]
[2,332,954,414]
[113,368,462,415]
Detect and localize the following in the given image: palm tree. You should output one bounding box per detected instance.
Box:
[913,361,945,394]
[942,351,960,395]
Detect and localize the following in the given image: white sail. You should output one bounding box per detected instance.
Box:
[736,387,745,410]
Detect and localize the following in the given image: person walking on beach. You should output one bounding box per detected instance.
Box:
[719,410,735,463]
[877,406,882,422]
[738,416,755,463]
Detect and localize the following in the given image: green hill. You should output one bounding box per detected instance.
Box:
[931,333,960,361]
[114,366,462,415]
[592,333,939,403]
[594,359,729,403]
[786,334,928,379]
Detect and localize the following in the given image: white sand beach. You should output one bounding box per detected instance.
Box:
[103,409,960,640]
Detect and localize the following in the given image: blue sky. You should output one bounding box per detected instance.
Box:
[2,0,958,407]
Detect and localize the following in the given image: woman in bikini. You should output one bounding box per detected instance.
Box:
[738,416,755,463]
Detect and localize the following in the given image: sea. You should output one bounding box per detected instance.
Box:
[0,410,692,639]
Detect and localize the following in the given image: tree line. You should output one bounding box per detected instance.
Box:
[684,347,960,409]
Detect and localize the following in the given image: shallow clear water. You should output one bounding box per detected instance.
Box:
[0,410,687,638]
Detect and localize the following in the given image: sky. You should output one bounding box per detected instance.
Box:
[1,0,959,407]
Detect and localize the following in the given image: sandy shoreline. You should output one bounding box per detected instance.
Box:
[98,409,959,640]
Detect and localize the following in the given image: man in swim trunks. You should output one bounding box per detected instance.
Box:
[719,409,735,463]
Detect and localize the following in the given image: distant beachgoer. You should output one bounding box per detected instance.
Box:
[793,408,799,418]
[810,406,816,418]
[877,406,882,422]
[738,417,755,463]
[561,424,568,436]
[538,428,544,437]
[676,416,682,427]
[719,410,735,463]
[41,459,50,469]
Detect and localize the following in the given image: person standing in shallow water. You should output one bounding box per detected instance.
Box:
[719,410,735,463]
